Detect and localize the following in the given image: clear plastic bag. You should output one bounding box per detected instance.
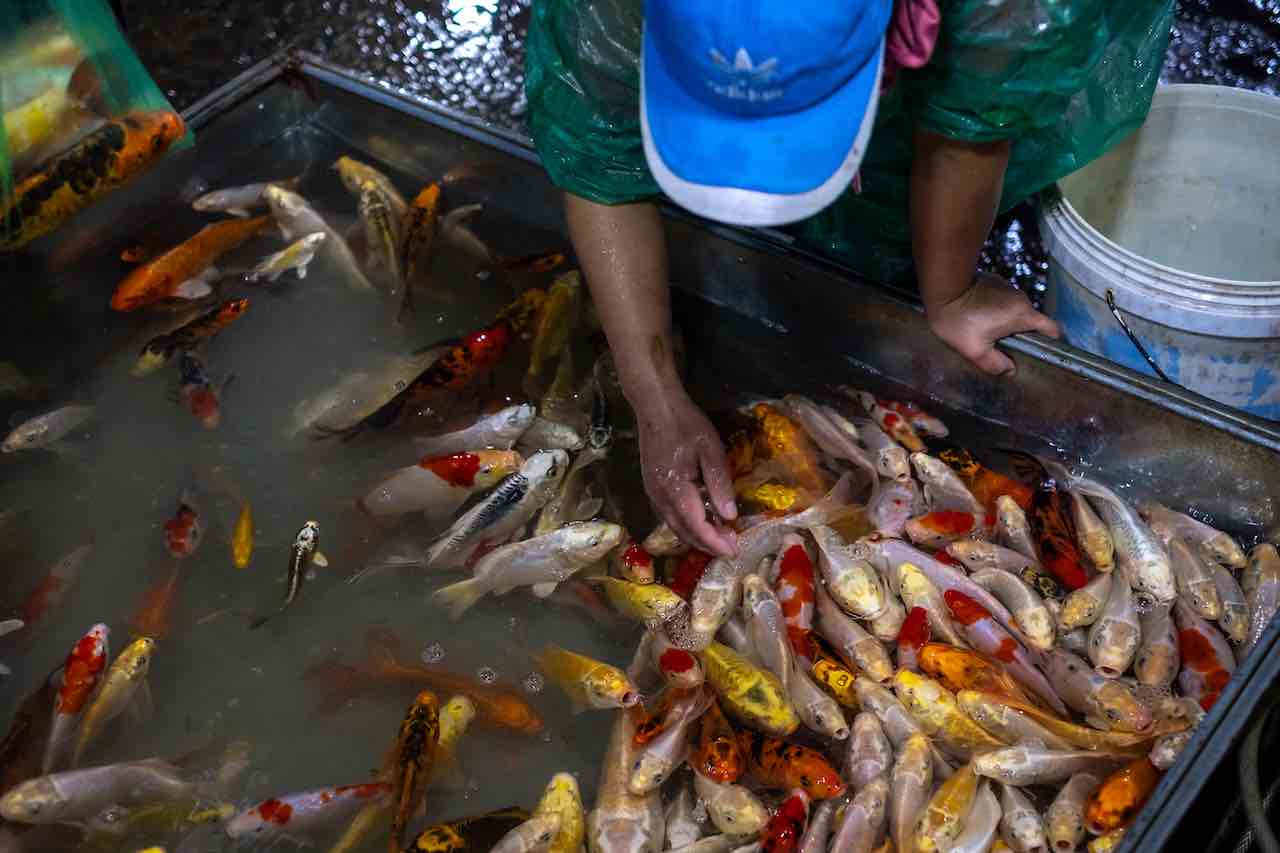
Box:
[0,0,188,251]
[525,0,1174,284]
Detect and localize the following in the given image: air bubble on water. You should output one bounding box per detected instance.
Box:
[542,732,554,744]
[507,616,519,632]
[476,271,490,280]
[435,314,448,325]
[227,697,240,709]
[477,666,498,684]
[523,672,545,694]
[305,569,318,581]
[421,643,445,664]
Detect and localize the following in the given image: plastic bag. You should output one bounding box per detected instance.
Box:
[525,0,1174,285]
[0,0,188,251]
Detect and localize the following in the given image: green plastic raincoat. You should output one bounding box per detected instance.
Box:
[526,0,1174,285]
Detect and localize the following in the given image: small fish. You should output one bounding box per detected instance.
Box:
[2,404,94,453]
[946,539,1040,575]
[111,216,270,310]
[177,353,230,430]
[1173,597,1236,711]
[1213,563,1249,645]
[434,521,623,618]
[402,182,441,285]
[387,690,440,852]
[0,758,193,825]
[249,520,320,629]
[1087,570,1139,678]
[1140,501,1246,570]
[1084,756,1160,837]
[1042,649,1153,732]
[527,270,583,383]
[1045,772,1101,853]
[786,656,849,740]
[359,180,403,286]
[359,450,522,520]
[889,732,933,853]
[191,176,301,217]
[73,637,155,766]
[1058,572,1113,632]
[612,539,657,585]
[43,623,110,773]
[412,403,535,457]
[844,388,924,451]
[589,576,685,627]
[994,494,1039,562]
[693,771,769,837]
[643,522,690,557]
[628,689,711,794]
[998,783,1047,853]
[867,479,918,537]
[691,700,745,783]
[408,807,537,852]
[426,449,567,570]
[810,524,886,619]
[971,568,1055,652]
[247,231,326,282]
[944,589,1067,715]
[334,156,408,221]
[664,779,700,850]
[1242,543,1280,657]
[1003,452,1090,591]
[231,500,254,569]
[17,542,93,628]
[904,510,982,549]
[1169,537,1222,620]
[1063,471,1175,605]
[741,573,792,687]
[957,690,1075,751]
[845,712,893,789]
[937,446,1030,512]
[910,452,984,515]
[699,641,798,737]
[913,762,979,853]
[798,800,838,853]
[918,644,1035,706]
[896,562,965,648]
[534,644,639,711]
[971,745,1131,787]
[893,670,1008,760]
[264,185,374,292]
[532,772,584,853]
[586,711,665,853]
[771,536,816,651]
[778,394,878,488]
[762,789,809,853]
[128,564,182,641]
[1135,603,1179,689]
[1070,492,1115,571]
[163,501,203,559]
[801,631,860,708]
[132,298,250,376]
[810,574,890,683]
[225,782,393,841]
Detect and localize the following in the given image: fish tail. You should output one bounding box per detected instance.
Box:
[432,578,487,620]
[997,448,1047,486]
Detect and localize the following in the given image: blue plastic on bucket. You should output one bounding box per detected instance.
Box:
[1039,84,1280,420]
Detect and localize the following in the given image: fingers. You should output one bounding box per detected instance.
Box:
[662,484,736,558]
[697,436,738,522]
[1028,309,1061,339]
[973,346,1017,377]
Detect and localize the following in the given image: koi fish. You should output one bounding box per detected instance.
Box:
[191,176,302,217]
[73,637,155,766]
[1003,451,1089,591]
[1042,649,1153,732]
[1169,537,1222,620]
[359,180,403,286]
[163,501,202,558]
[1085,757,1161,835]
[748,402,829,497]
[334,156,407,221]
[249,520,320,629]
[402,182,441,292]
[762,790,809,853]
[534,645,639,711]
[1045,772,1101,853]
[2,110,185,251]
[957,690,1151,753]
[1173,598,1236,711]
[998,783,1047,853]
[1243,543,1280,656]
[831,775,889,853]
[892,670,1008,760]
[411,403,535,457]
[527,270,582,382]
[112,217,269,311]
[17,542,92,627]
[358,450,522,520]
[231,500,254,569]
[587,711,664,852]
[890,732,933,853]
[591,576,686,627]
[972,745,1131,788]
[913,763,979,853]
[387,690,440,852]
[1058,572,1113,632]
[801,631,860,708]
[937,446,1031,512]
[177,353,230,430]
[693,771,769,837]
[897,606,931,672]
[904,510,983,550]
[226,782,393,841]
[1,759,194,825]
[408,806,534,852]
[247,232,325,282]
[43,623,110,773]
[970,568,1055,652]
[133,298,249,376]
[128,564,182,640]
[669,549,713,600]
[843,388,924,452]
[264,184,374,291]
[699,641,799,737]
[691,700,745,783]
[628,689,711,794]
[778,394,879,488]
[612,539,656,584]
[845,711,893,789]
[810,524,886,620]
[1087,571,1139,678]
[812,563,894,682]
[771,536,816,653]
[2,404,94,453]
[1140,501,1246,570]
[330,321,514,439]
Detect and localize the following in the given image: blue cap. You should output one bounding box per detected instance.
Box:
[641,0,892,227]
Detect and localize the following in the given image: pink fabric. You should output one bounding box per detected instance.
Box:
[882,0,941,90]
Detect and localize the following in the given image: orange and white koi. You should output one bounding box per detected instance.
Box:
[162,500,202,559]
[111,216,269,311]
[770,535,816,658]
[904,511,984,549]
[17,542,92,629]
[762,789,809,853]
[1173,597,1236,711]
[843,388,924,451]
[43,623,109,773]
[129,564,182,640]
[877,397,949,438]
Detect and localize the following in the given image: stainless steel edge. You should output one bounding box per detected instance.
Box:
[180,54,288,130]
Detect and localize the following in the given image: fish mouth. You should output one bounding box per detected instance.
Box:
[1098,665,1121,678]
[620,691,640,708]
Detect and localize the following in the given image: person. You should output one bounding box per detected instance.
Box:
[525,0,1174,557]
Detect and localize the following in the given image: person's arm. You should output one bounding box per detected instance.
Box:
[564,192,738,556]
[910,128,1060,376]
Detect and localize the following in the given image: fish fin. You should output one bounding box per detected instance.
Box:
[439,203,483,232]
[572,496,604,522]
[175,278,214,300]
[492,585,515,596]
[312,551,329,568]
[294,262,308,280]
[128,679,156,723]
[226,207,250,218]
[432,578,487,620]
[531,582,559,599]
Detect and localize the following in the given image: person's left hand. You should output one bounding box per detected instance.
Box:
[925,272,1061,376]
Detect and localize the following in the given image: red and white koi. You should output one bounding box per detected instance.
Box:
[770,535,815,658]
[841,387,925,452]
[1173,597,1236,711]
[876,397,949,438]
[896,606,931,673]
[904,510,985,550]
[225,782,393,841]
[357,450,523,520]
[43,623,110,773]
[163,501,203,559]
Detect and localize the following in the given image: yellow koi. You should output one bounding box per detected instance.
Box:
[533,644,640,712]
[698,641,799,737]
[231,500,253,569]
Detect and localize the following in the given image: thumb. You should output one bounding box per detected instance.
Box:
[1027,309,1062,340]
[973,346,1017,377]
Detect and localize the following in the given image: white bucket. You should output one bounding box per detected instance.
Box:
[1039,83,1280,419]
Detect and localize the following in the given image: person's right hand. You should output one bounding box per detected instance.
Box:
[636,389,739,558]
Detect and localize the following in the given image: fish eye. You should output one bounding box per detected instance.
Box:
[1105,708,1120,720]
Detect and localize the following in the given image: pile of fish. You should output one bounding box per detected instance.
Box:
[1,153,1276,853]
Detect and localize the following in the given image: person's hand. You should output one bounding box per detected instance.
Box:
[636,389,739,558]
[926,272,1061,376]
